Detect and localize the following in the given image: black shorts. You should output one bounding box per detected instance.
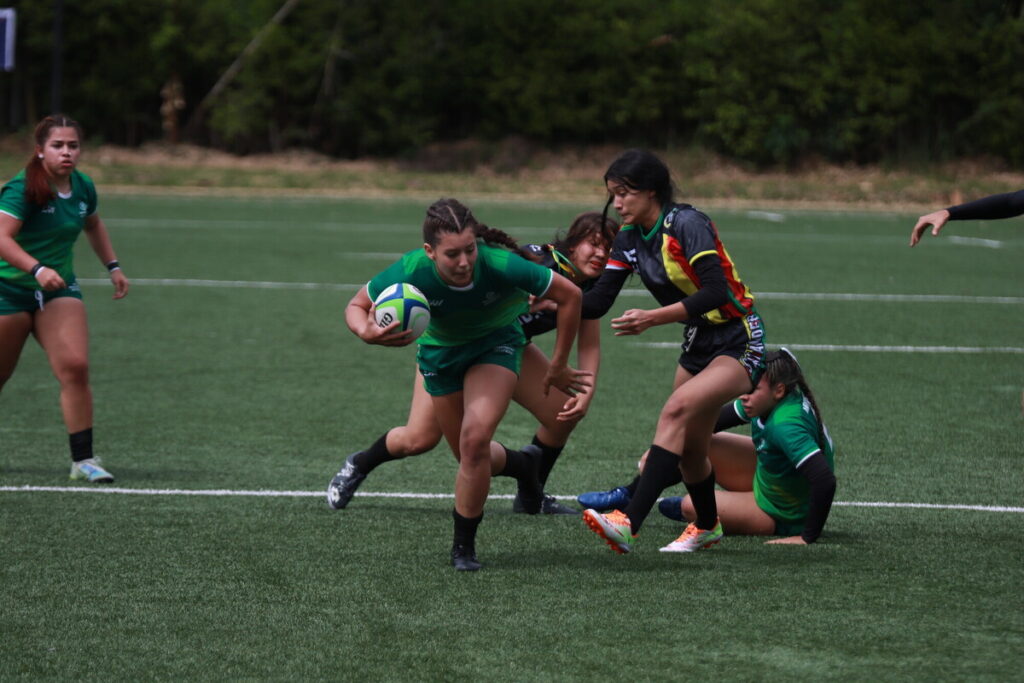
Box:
[677,311,766,388]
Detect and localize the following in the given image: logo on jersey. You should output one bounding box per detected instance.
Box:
[41,204,55,214]
[481,291,500,307]
[78,202,88,217]
[429,299,444,308]
[620,248,638,268]
[493,345,515,355]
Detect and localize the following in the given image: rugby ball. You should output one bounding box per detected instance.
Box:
[373,283,431,339]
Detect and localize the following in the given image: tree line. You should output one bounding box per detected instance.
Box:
[1,0,1021,168]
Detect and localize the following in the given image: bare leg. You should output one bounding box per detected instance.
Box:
[680,490,775,535]
[0,311,33,392]
[33,299,92,433]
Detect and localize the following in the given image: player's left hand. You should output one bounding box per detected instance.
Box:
[543,362,592,397]
[611,308,654,336]
[556,389,592,422]
[765,536,808,545]
[110,270,129,299]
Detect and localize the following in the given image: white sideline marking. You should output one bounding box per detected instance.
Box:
[947,236,1003,248]
[2,486,1022,513]
[632,342,1024,354]
[76,278,1024,305]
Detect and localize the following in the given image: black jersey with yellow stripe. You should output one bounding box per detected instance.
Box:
[606,203,755,326]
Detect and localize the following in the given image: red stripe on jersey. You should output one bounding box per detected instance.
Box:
[606,258,632,272]
[664,228,755,323]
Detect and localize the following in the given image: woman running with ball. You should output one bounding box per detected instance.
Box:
[328,211,617,517]
[344,198,589,571]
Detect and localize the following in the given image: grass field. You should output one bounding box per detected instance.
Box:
[2,194,1022,680]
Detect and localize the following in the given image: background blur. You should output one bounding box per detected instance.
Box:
[1,0,1022,169]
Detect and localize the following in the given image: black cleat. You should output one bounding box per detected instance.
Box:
[451,544,482,571]
[326,453,367,510]
[513,492,577,515]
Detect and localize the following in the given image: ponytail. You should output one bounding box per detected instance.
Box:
[764,348,827,440]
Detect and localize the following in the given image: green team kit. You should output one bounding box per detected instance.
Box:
[734,392,836,529]
[367,241,554,395]
[0,169,97,310]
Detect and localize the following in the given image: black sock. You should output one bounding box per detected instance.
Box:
[69,428,93,463]
[352,432,393,474]
[685,470,718,530]
[623,445,681,534]
[624,475,641,496]
[531,435,563,488]
[497,446,535,482]
[452,508,483,549]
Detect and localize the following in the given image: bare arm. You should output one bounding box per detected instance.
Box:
[0,212,66,290]
[540,273,591,396]
[344,285,415,347]
[557,317,601,421]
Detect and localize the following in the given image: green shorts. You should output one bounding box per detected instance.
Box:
[416,324,526,396]
[0,277,82,315]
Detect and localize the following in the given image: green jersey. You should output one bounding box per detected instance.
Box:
[367,241,553,347]
[0,169,98,289]
[737,392,835,524]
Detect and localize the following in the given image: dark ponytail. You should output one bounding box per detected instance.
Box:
[423,198,518,250]
[25,114,84,207]
[764,348,827,439]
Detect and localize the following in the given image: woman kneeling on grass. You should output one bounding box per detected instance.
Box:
[581,348,837,545]
[344,198,589,571]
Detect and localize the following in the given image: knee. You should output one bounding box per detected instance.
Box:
[658,394,695,426]
[54,357,89,387]
[400,431,442,456]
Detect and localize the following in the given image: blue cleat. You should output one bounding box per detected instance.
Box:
[658,496,686,522]
[576,486,631,512]
[69,458,114,483]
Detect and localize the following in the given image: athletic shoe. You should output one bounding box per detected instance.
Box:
[326,453,367,510]
[582,509,636,554]
[659,519,724,553]
[657,496,686,522]
[69,458,114,483]
[576,486,631,512]
[512,492,578,515]
[451,544,482,572]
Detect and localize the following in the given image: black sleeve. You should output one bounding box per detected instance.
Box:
[947,189,1024,221]
[679,254,729,321]
[713,402,748,433]
[796,452,836,543]
[581,268,629,319]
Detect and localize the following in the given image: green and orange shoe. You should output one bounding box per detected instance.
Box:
[582,509,636,554]
[659,519,724,553]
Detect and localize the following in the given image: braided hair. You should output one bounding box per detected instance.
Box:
[423,198,518,250]
[764,348,827,440]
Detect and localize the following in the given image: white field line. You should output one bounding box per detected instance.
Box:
[75,278,1024,305]
[632,342,1024,354]
[2,485,1022,513]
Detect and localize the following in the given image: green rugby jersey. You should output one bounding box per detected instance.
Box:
[737,392,835,524]
[0,169,98,289]
[367,241,553,346]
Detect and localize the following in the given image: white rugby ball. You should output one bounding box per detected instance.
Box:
[373,283,431,340]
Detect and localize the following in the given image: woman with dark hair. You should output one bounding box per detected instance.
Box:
[582,349,836,545]
[343,198,589,571]
[581,149,766,554]
[0,115,129,483]
[327,212,617,517]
